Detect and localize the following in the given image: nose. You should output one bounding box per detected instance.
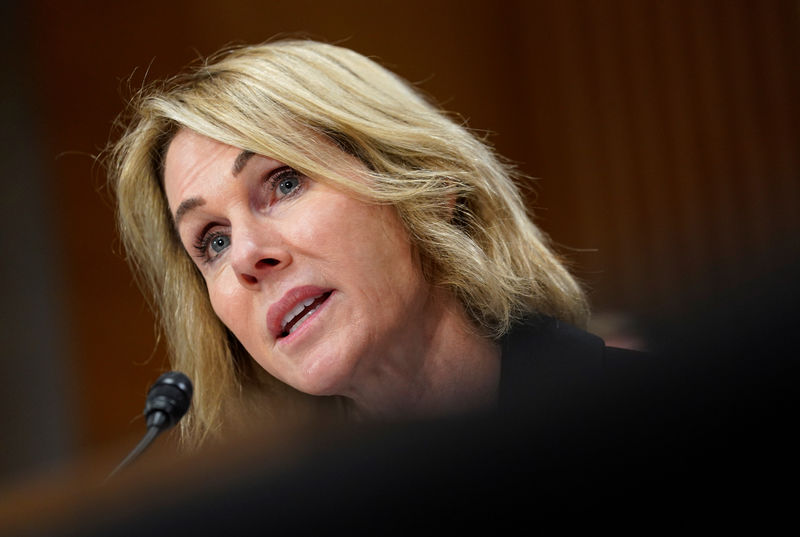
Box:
[230,224,292,287]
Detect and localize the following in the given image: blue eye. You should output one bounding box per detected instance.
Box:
[277,175,300,197]
[209,234,231,253]
[192,230,230,264]
[269,167,305,200]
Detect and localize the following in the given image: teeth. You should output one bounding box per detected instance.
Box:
[281,294,323,331]
[288,306,319,334]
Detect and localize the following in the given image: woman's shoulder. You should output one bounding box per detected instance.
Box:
[498,315,650,411]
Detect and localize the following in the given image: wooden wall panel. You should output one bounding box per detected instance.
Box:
[8,0,797,472]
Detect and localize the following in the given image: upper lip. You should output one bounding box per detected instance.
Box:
[267,285,333,339]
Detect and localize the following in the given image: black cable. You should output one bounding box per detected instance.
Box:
[104,371,193,483]
[105,425,162,482]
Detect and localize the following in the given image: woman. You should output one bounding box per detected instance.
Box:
[109,40,589,447]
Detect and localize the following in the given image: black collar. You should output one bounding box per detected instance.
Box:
[499,316,606,413]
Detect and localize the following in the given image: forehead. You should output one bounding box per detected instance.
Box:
[162,129,244,212]
[163,127,374,213]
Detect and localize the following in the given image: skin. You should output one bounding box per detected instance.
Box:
[164,128,501,419]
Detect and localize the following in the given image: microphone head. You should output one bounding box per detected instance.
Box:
[143,371,193,431]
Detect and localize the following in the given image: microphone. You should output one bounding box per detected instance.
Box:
[106,371,193,481]
[143,371,193,430]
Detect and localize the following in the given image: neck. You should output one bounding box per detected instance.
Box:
[343,295,502,421]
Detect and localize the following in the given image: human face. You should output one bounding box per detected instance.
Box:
[163,129,437,397]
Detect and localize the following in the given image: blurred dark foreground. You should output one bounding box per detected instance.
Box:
[1,252,797,535]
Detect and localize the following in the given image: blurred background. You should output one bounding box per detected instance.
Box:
[0,0,797,490]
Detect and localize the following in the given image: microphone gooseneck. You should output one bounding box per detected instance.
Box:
[106,371,193,482]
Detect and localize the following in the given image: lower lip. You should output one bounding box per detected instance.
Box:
[275,291,334,346]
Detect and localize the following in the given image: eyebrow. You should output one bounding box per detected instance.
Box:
[232,150,255,176]
[174,197,206,227]
[172,149,256,228]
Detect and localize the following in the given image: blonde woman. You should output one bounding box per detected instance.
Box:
[109,40,626,449]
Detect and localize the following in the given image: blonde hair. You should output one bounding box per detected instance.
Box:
[108,39,589,447]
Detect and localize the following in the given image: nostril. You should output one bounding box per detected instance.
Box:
[242,274,258,284]
[258,258,280,267]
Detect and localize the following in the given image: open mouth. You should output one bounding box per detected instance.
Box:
[279,291,332,338]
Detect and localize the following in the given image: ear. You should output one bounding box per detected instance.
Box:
[446,193,457,215]
[441,177,461,222]
[448,193,470,229]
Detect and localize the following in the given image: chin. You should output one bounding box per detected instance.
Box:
[285,355,354,398]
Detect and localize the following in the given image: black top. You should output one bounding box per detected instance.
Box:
[499,315,650,418]
[53,310,795,536]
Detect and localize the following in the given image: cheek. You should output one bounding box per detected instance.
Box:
[206,274,250,338]
[340,206,425,300]
[363,209,421,281]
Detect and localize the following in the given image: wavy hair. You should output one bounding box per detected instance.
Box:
[108,39,589,447]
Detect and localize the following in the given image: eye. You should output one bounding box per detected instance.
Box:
[193,229,231,263]
[209,234,231,254]
[269,167,305,200]
[277,176,300,197]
